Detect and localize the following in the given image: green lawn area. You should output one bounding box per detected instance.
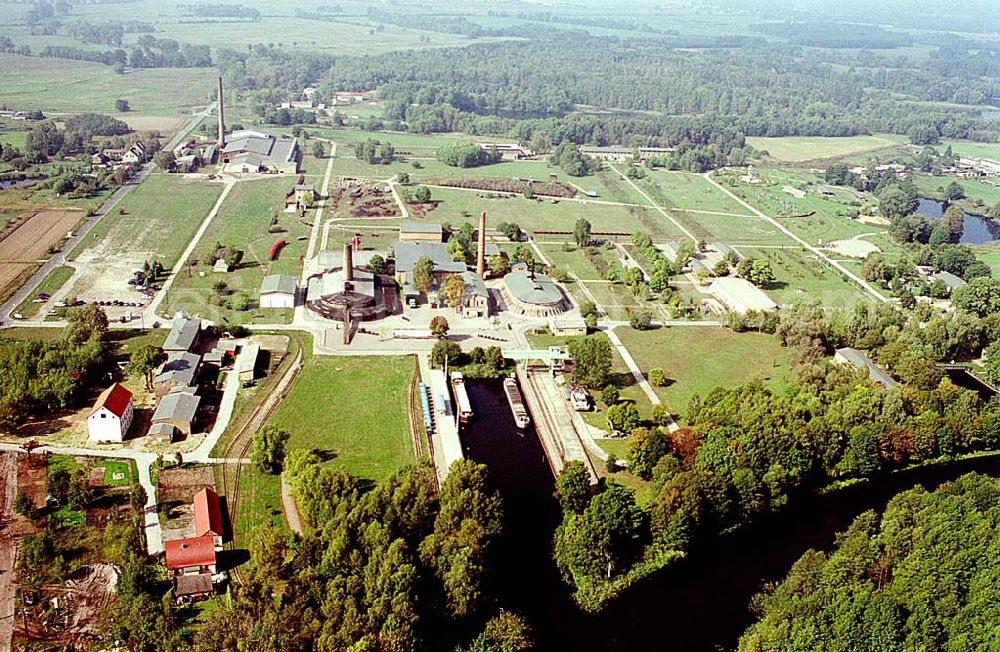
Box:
[70,173,223,267]
[267,356,417,483]
[161,177,308,325]
[0,128,27,149]
[670,209,790,245]
[234,467,285,536]
[641,170,754,215]
[102,459,132,487]
[740,246,873,309]
[13,265,74,318]
[938,139,1000,161]
[0,53,216,115]
[614,325,794,421]
[746,135,905,162]
[913,173,1000,209]
[973,245,1000,277]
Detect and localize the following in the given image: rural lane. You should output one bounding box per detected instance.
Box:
[0,102,217,324]
[0,453,20,652]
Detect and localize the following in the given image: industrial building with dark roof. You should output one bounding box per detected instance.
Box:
[500,271,568,318]
[220,130,299,174]
[393,242,467,285]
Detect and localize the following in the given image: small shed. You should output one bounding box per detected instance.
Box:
[151,389,201,438]
[235,343,260,384]
[550,317,588,337]
[259,274,297,309]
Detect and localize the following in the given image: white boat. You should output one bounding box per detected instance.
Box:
[450,372,473,423]
[503,376,531,429]
[570,386,591,411]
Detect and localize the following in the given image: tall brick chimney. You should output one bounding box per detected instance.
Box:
[217,76,226,149]
[476,211,487,278]
[343,243,354,283]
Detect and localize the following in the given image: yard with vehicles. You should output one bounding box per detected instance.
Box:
[12,265,74,318]
[160,177,309,325]
[266,355,417,483]
[614,325,794,420]
[745,135,905,162]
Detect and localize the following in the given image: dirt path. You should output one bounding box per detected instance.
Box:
[0,452,20,652]
[279,477,303,535]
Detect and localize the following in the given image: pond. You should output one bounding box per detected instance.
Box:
[916,198,1000,244]
[0,177,38,190]
[465,379,1000,651]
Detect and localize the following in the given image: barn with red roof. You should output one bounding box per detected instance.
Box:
[193,487,224,547]
[87,383,134,442]
[164,536,217,577]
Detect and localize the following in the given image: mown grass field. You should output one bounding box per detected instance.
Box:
[162,177,307,325]
[0,128,27,149]
[71,174,223,267]
[739,246,874,309]
[615,325,794,420]
[938,139,1000,161]
[642,170,754,215]
[746,135,905,162]
[267,356,417,483]
[671,209,789,245]
[0,54,217,115]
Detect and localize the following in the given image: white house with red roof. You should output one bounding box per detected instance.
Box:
[87,383,134,442]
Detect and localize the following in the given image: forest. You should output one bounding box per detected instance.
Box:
[192,457,531,652]
[552,294,1000,609]
[738,472,1000,651]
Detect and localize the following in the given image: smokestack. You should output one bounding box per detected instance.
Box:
[217,76,226,149]
[477,211,487,278]
[343,243,354,283]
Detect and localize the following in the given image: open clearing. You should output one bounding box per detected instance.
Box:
[68,174,223,305]
[746,135,905,162]
[163,177,307,325]
[615,326,794,419]
[643,170,754,215]
[266,356,417,483]
[0,53,217,115]
[740,247,874,309]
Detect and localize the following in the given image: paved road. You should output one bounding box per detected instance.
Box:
[0,103,216,324]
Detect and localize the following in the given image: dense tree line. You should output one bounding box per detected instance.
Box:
[194,457,525,651]
[554,299,1000,609]
[739,472,1000,651]
[181,3,260,19]
[323,39,1000,148]
[751,21,914,49]
[436,141,501,168]
[0,306,112,432]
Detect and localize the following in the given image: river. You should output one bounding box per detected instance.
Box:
[464,379,1000,651]
[916,198,1000,244]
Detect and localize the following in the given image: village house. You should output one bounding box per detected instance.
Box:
[150,388,201,439]
[152,352,201,396]
[164,536,217,577]
[193,487,224,547]
[163,316,201,353]
[458,271,490,318]
[87,383,134,442]
[121,141,146,166]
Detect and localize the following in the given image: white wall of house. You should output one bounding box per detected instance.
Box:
[260,292,294,309]
[87,404,133,442]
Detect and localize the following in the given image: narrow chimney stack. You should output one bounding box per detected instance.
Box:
[343,243,354,283]
[217,76,226,149]
[476,211,487,278]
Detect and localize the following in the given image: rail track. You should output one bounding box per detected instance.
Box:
[220,344,304,584]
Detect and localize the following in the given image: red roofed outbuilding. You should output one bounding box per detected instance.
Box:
[87,383,134,442]
[193,487,223,547]
[164,536,217,577]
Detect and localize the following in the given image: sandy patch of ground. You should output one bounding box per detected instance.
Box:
[781,185,806,198]
[826,239,881,258]
[117,114,186,134]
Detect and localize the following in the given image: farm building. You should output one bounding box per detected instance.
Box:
[87,383,134,443]
[458,271,490,318]
[153,352,201,396]
[933,271,967,292]
[399,222,444,243]
[708,277,778,315]
[121,141,146,165]
[220,130,299,174]
[163,317,201,353]
[657,240,683,263]
[235,342,259,384]
[834,347,899,389]
[501,271,569,318]
[579,146,633,162]
[393,242,467,285]
[150,389,201,438]
[164,536,217,577]
[259,274,297,308]
[175,574,214,604]
[193,487,224,547]
[477,143,534,160]
[550,317,587,337]
[710,242,741,262]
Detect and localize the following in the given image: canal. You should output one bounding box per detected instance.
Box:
[464,380,1000,651]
